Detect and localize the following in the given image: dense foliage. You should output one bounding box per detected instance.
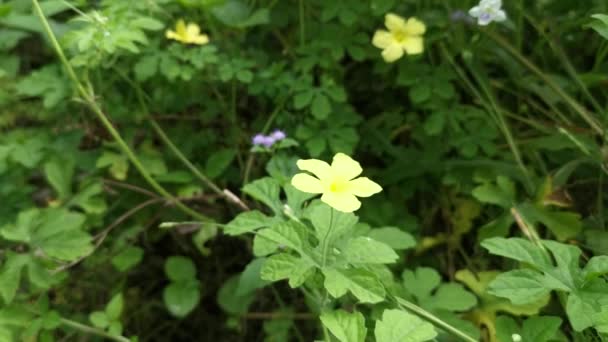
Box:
[2,0,608,341]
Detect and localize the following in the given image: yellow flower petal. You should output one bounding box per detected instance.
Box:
[291,173,324,194]
[331,153,362,181]
[191,34,210,45]
[348,177,383,197]
[166,30,179,40]
[186,23,201,37]
[297,159,332,181]
[321,192,361,213]
[175,19,187,37]
[404,17,426,35]
[381,44,404,63]
[402,36,424,55]
[385,13,407,32]
[372,30,393,49]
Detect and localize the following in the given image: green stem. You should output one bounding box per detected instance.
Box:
[483,30,604,136]
[321,209,334,268]
[467,62,533,191]
[33,0,208,221]
[114,68,249,211]
[523,13,605,120]
[60,317,130,342]
[393,296,477,342]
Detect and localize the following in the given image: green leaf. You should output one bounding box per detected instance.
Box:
[481,237,550,269]
[517,204,582,241]
[131,17,164,31]
[366,227,415,250]
[423,112,445,136]
[402,267,441,300]
[342,237,398,264]
[472,182,514,208]
[43,157,74,200]
[0,253,29,304]
[134,55,159,81]
[89,311,109,328]
[105,293,124,321]
[487,269,552,305]
[165,256,197,282]
[260,253,315,287]
[294,90,314,109]
[253,234,279,257]
[374,309,437,342]
[323,267,385,304]
[588,14,608,40]
[311,93,332,119]
[217,275,255,315]
[426,283,478,312]
[236,258,270,296]
[163,280,200,317]
[307,202,358,247]
[320,309,367,342]
[258,222,310,257]
[242,177,281,214]
[224,210,276,236]
[583,256,608,280]
[409,83,431,104]
[111,246,144,272]
[522,316,562,341]
[205,148,236,179]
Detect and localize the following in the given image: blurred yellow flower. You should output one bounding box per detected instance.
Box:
[166,19,209,45]
[291,153,382,213]
[372,13,425,63]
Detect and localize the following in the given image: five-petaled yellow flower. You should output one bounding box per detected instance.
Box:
[372,13,426,63]
[166,19,209,45]
[291,153,382,213]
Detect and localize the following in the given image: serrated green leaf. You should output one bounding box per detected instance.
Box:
[320,309,367,342]
[253,234,279,257]
[426,283,478,311]
[258,222,311,258]
[374,309,437,342]
[224,210,276,236]
[165,256,197,282]
[402,267,441,300]
[242,177,281,214]
[487,269,552,305]
[323,267,385,303]
[43,157,74,200]
[366,227,415,250]
[0,253,29,304]
[342,237,398,264]
[583,256,608,280]
[307,202,358,247]
[481,237,550,269]
[260,253,315,287]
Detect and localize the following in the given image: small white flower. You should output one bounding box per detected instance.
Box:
[511,333,522,342]
[469,0,507,26]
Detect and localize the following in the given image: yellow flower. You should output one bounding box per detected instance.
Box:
[372,13,426,63]
[291,153,382,213]
[166,19,209,45]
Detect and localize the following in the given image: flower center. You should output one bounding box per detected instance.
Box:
[329,180,349,193]
[392,30,409,43]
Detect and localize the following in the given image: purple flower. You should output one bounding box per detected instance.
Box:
[270,129,286,141]
[252,134,266,146]
[260,136,276,148]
